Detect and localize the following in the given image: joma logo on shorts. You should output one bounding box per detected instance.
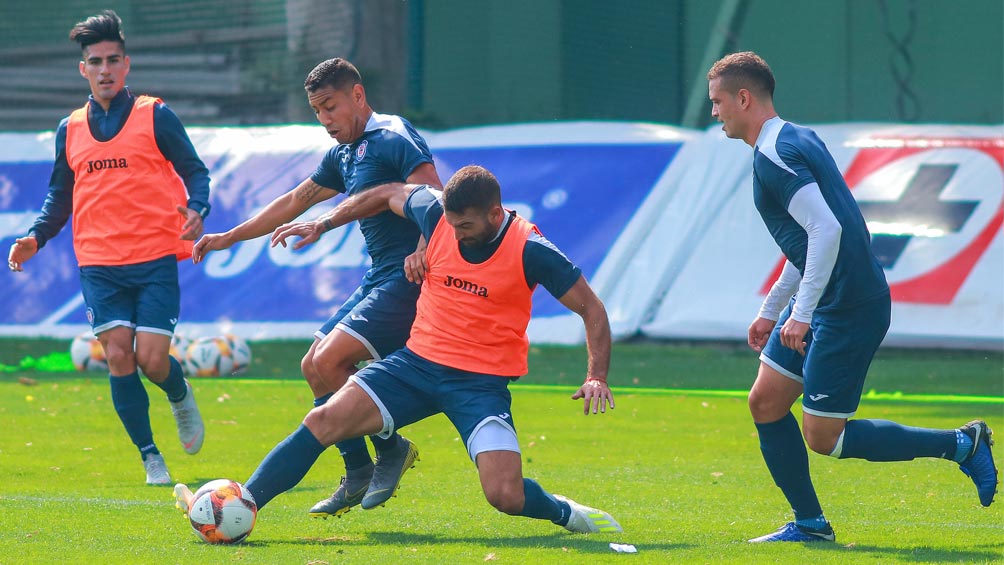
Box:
[444,275,488,297]
[86,158,128,173]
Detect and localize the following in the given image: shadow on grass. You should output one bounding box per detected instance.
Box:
[791,541,1004,563]
[262,530,690,554]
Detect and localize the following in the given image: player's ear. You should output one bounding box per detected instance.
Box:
[352,83,366,106]
[79,60,87,78]
[737,88,750,108]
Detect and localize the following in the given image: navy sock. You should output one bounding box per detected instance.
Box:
[313,393,334,408]
[837,419,957,461]
[519,478,568,524]
[245,424,327,509]
[110,372,158,459]
[953,430,974,463]
[336,438,373,470]
[755,412,823,521]
[370,432,401,454]
[795,515,829,530]
[154,356,188,402]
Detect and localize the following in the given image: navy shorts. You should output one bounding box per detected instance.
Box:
[78,255,180,337]
[760,293,891,419]
[350,347,518,460]
[315,275,420,360]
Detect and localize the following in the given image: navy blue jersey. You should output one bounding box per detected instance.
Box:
[753,117,888,311]
[311,112,434,283]
[405,186,582,298]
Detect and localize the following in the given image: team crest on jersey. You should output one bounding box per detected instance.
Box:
[354,140,368,163]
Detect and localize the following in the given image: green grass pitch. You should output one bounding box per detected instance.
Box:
[0,340,1001,564]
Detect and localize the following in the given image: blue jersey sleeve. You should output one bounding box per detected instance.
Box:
[768,140,817,208]
[386,121,434,180]
[310,146,347,193]
[522,232,582,297]
[28,118,74,249]
[153,102,212,217]
[404,185,444,239]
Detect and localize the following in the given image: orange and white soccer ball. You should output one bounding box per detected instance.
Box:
[184,337,234,377]
[187,479,257,544]
[224,333,252,375]
[70,332,107,372]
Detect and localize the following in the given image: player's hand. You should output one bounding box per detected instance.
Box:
[270,220,323,250]
[404,240,428,284]
[7,236,38,272]
[780,318,809,356]
[747,317,776,352]
[192,232,233,264]
[177,206,204,241]
[571,378,615,415]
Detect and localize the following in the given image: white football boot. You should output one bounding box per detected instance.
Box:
[553,494,622,533]
[144,453,172,485]
[169,379,205,454]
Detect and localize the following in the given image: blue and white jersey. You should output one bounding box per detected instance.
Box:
[752,117,888,312]
[311,112,434,283]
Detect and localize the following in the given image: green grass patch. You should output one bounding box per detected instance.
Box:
[1,371,1001,563]
[3,338,1002,397]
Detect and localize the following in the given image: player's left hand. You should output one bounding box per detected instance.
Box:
[572,378,615,415]
[177,206,204,241]
[404,239,428,284]
[270,220,323,250]
[780,318,809,356]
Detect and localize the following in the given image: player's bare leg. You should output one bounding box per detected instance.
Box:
[476,450,621,533]
[308,330,418,516]
[137,331,204,454]
[748,363,833,542]
[100,327,173,483]
[243,383,384,510]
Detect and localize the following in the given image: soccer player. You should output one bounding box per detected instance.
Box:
[191,58,442,517]
[176,165,622,535]
[6,11,209,485]
[707,51,999,543]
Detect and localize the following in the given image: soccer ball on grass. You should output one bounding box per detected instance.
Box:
[186,479,257,544]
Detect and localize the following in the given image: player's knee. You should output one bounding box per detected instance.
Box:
[748,388,784,421]
[302,405,340,446]
[311,347,353,387]
[135,350,168,377]
[102,341,135,369]
[301,351,322,384]
[803,426,839,455]
[483,482,524,515]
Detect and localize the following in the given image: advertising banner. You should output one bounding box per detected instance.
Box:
[642,124,1004,348]
[0,122,694,343]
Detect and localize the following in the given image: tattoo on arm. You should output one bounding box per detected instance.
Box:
[294,180,325,203]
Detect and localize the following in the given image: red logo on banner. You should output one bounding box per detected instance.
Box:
[761,137,1004,304]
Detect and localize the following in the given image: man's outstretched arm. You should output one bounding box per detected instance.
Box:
[270,183,421,250]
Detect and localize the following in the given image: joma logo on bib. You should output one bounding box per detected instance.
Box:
[86,158,128,173]
[444,275,488,297]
